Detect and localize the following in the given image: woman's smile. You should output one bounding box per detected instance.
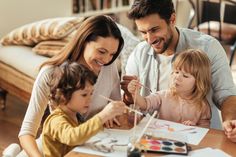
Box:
[81,36,119,74]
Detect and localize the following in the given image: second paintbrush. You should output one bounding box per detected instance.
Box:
[99,95,145,117]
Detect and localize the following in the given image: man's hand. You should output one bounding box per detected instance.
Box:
[223,120,236,142]
[221,96,236,142]
[120,75,137,105]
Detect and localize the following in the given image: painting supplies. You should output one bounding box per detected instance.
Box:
[135,111,157,145]
[139,83,153,93]
[138,138,190,155]
[99,95,145,116]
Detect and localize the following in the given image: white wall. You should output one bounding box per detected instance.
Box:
[0,0,72,38]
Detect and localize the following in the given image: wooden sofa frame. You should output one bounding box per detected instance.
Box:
[0,61,34,109]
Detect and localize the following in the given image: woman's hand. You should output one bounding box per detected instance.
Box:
[223,120,236,142]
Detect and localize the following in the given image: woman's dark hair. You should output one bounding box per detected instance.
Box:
[41,15,124,69]
[49,61,97,105]
[128,0,175,23]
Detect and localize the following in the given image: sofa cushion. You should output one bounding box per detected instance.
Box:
[0,45,48,78]
[32,31,75,57]
[32,39,68,57]
[0,17,85,46]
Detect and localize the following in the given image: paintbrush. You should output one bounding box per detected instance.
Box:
[99,95,145,117]
[135,111,157,145]
[139,83,153,93]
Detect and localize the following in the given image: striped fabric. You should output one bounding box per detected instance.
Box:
[32,39,69,57]
[0,17,85,46]
[32,31,75,57]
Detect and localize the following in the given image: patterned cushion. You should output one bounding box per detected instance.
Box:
[0,17,85,46]
[32,40,67,57]
[32,31,76,57]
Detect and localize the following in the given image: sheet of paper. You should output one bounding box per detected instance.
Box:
[163,147,232,157]
[73,129,132,157]
[73,116,209,156]
[133,116,209,145]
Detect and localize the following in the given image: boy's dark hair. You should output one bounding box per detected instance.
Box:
[49,61,97,105]
[128,0,175,23]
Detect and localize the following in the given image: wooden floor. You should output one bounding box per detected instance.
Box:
[0,49,236,156]
[0,95,27,154]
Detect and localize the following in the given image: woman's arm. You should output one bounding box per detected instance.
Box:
[19,135,42,157]
[19,67,52,156]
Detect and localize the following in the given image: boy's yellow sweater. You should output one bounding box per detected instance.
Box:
[42,107,103,157]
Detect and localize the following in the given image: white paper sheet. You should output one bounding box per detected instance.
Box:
[73,129,132,157]
[73,116,209,156]
[133,116,209,145]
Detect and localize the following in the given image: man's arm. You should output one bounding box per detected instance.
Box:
[221,96,236,121]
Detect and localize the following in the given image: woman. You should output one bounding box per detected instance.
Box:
[18,15,124,157]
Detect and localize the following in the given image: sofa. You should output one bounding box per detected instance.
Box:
[0,17,139,108]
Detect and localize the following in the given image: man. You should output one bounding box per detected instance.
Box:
[121,0,236,142]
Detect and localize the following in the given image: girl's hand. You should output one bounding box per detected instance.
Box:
[121,75,138,94]
[182,120,196,126]
[127,80,141,95]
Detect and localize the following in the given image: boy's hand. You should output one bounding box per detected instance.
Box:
[98,101,126,124]
[104,117,121,128]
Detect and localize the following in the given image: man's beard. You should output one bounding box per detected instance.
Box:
[154,29,173,54]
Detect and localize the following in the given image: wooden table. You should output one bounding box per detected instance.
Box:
[65,115,236,157]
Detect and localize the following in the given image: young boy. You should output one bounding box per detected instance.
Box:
[42,61,126,157]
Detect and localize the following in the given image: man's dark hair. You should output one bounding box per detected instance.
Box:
[128,0,175,23]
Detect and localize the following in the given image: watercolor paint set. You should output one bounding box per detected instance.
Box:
[138,138,190,155]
